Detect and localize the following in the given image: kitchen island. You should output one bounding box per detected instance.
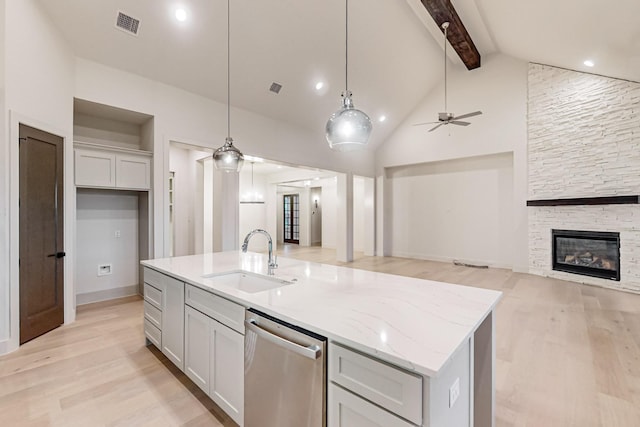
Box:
[142,251,501,427]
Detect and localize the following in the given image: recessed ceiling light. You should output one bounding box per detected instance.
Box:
[583,60,595,67]
[315,82,324,91]
[175,8,187,22]
[379,115,387,122]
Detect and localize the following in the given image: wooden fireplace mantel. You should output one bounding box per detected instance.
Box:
[526,195,640,207]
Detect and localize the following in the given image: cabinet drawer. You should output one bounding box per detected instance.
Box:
[144,301,162,329]
[143,283,162,309]
[144,267,182,291]
[185,284,245,334]
[329,343,423,425]
[329,383,414,427]
[144,319,162,349]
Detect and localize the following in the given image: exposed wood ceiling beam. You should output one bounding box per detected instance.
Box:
[420,0,481,70]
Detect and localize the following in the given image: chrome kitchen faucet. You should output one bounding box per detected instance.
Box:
[241,229,278,275]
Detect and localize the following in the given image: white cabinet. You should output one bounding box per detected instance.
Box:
[184,284,244,426]
[116,153,151,189]
[185,305,210,393]
[144,267,185,370]
[161,275,185,370]
[75,148,116,187]
[328,342,423,427]
[210,318,244,426]
[143,283,163,349]
[75,143,151,190]
[329,383,414,427]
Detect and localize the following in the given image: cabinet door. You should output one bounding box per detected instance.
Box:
[74,148,116,187]
[184,306,210,394]
[328,383,414,427]
[210,319,244,427]
[161,277,185,370]
[115,153,151,190]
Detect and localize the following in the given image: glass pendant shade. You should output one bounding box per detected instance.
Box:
[213,137,244,172]
[326,91,372,151]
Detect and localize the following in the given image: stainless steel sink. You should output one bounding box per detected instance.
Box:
[202,271,292,294]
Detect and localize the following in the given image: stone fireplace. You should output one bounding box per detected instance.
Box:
[527,63,640,293]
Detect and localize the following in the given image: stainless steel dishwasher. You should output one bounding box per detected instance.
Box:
[244,309,326,427]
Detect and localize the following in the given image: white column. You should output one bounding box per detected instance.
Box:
[266,183,278,245]
[376,171,392,257]
[363,177,375,256]
[214,171,239,252]
[336,172,354,262]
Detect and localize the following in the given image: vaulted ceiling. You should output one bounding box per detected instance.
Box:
[37,0,640,150]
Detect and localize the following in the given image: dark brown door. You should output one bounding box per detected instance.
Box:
[283,194,299,244]
[19,124,64,344]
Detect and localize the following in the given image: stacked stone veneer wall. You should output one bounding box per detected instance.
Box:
[528,64,640,293]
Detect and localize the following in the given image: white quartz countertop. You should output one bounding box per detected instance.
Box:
[142,252,502,377]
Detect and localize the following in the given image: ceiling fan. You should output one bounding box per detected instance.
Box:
[414,22,482,132]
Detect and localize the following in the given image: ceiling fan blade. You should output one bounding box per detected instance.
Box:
[428,123,444,132]
[450,121,470,126]
[452,111,482,120]
[413,121,441,126]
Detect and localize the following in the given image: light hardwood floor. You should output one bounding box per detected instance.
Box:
[1,246,639,426]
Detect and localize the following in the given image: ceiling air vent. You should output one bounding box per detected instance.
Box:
[115,11,140,36]
[269,82,283,94]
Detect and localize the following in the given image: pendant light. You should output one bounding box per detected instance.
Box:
[325,0,372,151]
[213,0,244,172]
[240,162,265,204]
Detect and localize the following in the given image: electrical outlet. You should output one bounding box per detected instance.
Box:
[98,264,112,276]
[449,377,460,408]
[115,230,121,238]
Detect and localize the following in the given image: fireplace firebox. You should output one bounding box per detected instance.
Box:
[552,229,620,281]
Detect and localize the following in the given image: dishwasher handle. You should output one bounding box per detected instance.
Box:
[245,319,321,360]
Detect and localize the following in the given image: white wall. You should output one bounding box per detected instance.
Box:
[375,53,528,271]
[387,153,514,267]
[76,190,139,303]
[1,0,75,354]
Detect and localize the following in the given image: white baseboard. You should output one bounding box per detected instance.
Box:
[76,285,139,306]
[0,337,18,356]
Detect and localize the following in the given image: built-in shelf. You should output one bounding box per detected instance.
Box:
[74,141,152,156]
[526,195,640,207]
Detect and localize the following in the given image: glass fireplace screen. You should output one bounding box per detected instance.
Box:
[552,229,620,281]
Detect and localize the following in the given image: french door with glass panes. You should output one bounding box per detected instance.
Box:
[283,194,299,244]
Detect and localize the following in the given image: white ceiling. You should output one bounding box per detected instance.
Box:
[38,0,640,150]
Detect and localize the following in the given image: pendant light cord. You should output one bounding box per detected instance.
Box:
[345,0,349,92]
[227,0,231,140]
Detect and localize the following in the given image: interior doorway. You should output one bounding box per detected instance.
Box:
[19,124,65,344]
[310,187,322,246]
[283,194,300,244]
